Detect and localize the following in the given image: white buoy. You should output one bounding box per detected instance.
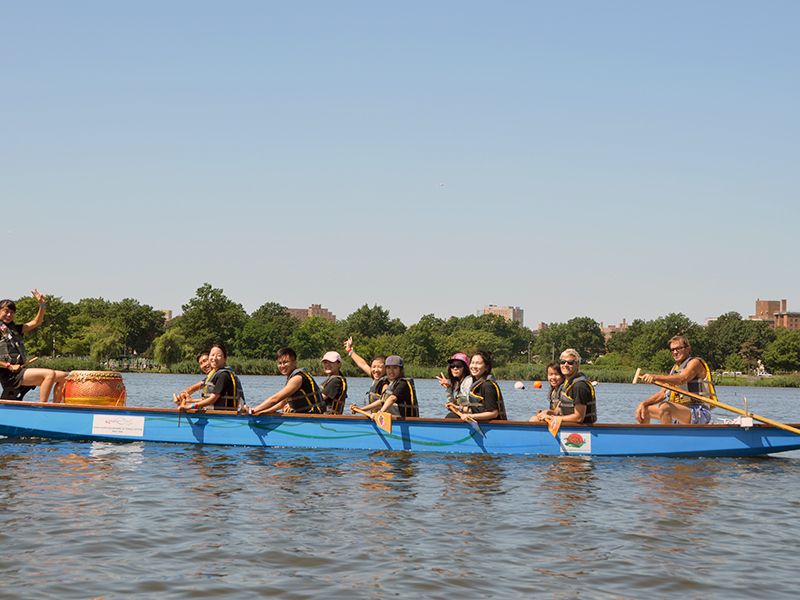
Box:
[514,381,525,390]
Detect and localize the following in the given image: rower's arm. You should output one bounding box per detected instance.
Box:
[645,359,707,386]
[253,375,303,413]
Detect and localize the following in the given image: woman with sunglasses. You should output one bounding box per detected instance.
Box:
[437,353,472,416]
[546,349,596,426]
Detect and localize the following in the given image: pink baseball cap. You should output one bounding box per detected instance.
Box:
[321,351,342,363]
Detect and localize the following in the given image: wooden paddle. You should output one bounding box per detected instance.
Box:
[352,406,392,434]
[446,402,485,437]
[633,368,800,436]
[173,393,183,426]
[545,415,561,437]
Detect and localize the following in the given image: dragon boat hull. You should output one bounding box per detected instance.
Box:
[1,400,800,457]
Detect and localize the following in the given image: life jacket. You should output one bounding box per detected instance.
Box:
[287,368,325,414]
[556,374,596,423]
[323,374,347,415]
[200,370,215,400]
[364,375,390,405]
[467,377,508,420]
[667,357,717,406]
[381,377,419,417]
[209,367,246,410]
[0,323,27,365]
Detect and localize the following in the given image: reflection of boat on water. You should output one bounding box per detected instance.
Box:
[2,399,800,457]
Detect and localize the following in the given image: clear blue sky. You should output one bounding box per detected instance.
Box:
[3,1,798,328]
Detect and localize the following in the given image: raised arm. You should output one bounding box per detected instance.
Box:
[345,337,372,376]
[21,288,47,333]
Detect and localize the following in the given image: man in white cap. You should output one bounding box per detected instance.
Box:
[320,351,348,415]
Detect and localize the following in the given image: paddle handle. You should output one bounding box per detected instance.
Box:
[633,368,642,384]
[352,406,372,418]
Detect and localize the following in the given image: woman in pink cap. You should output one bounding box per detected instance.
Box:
[436,353,472,415]
[320,351,347,415]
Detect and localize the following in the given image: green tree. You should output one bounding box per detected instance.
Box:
[234,320,284,359]
[154,328,188,367]
[342,304,405,340]
[249,302,299,348]
[763,330,800,373]
[177,284,248,351]
[85,322,122,361]
[107,298,165,354]
[289,316,339,360]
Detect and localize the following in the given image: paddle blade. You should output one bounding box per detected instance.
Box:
[547,417,561,437]
[375,411,392,434]
[467,417,485,437]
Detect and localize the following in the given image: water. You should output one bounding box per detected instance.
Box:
[2,374,800,599]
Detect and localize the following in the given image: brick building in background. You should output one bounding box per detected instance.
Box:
[749,299,800,331]
[288,304,336,322]
[483,304,524,326]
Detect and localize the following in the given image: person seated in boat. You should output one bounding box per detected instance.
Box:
[250,347,325,415]
[0,292,67,403]
[635,336,716,425]
[436,353,472,415]
[536,349,596,426]
[180,344,246,412]
[175,349,213,405]
[320,351,347,415]
[530,361,566,422]
[448,350,507,422]
[344,337,389,410]
[355,355,418,418]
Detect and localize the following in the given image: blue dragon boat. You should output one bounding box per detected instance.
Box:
[2,399,800,457]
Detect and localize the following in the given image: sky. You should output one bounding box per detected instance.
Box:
[2,1,799,329]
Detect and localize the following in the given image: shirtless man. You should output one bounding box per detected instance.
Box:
[636,336,716,425]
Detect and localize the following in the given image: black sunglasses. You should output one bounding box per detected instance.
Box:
[560,359,576,366]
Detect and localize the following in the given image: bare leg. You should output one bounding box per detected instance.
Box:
[20,368,67,403]
[657,402,691,425]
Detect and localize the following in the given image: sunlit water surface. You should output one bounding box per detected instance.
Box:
[2,374,799,599]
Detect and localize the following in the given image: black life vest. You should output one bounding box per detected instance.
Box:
[288,368,325,414]
[467,377,508,420]
[0,323,27,365]
[364,375,390,405]
[209,367,246,410]
[381,377,419,417]
[555,374,596,424]
[322,374,347,415]
[667,357,717,406]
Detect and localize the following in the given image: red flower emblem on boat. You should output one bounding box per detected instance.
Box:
[564,433,586,448]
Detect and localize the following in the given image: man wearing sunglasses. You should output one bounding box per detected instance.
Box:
[548,349,596,425]
[635,336,717,425]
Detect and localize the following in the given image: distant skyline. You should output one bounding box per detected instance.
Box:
[3,1,798,330]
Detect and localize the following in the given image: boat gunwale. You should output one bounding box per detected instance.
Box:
[1,399,796,431]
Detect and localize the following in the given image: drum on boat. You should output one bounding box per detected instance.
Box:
[63,371,127,406]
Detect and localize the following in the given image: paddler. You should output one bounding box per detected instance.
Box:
[438,352,473,417]
[175,349,212,404]
[635,336,716,425]
[0,291,67,403]
[320,351,347,415]
[249,347,325,415]
[449,350,507,422]
[537,349,596,427]
[179,344,246,412]
[530,361,566,422]
[356,355,418,418]
[344,336,389,412]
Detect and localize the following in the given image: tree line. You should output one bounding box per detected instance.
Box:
[11,284,800,374]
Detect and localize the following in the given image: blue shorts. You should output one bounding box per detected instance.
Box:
[672,404,711,425]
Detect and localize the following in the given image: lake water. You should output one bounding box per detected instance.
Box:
[2,374,800,599]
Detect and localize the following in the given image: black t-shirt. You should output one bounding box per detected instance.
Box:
[561,378,595,424]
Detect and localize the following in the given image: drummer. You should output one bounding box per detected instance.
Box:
[0,290,67,403]
[176,349,213,404]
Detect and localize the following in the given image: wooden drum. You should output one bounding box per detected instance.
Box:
[64,371,127,406]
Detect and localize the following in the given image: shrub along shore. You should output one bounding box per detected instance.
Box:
[32,358,800,388]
